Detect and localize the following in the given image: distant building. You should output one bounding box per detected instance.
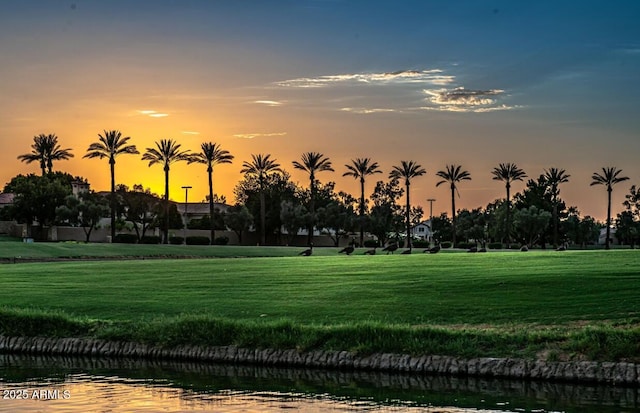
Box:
[411,219,433,241]
[175,202,230,224]
[0,193,14,209]
[598,227,618,246]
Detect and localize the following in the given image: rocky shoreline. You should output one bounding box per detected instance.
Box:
[0,335,637,385]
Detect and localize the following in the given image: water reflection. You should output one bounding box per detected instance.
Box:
[0,354,638,412]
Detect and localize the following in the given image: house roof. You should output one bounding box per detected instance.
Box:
[0,193,15,205]
[176,202,230,215]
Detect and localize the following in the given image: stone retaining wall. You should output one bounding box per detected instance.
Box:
[0,335,637,385]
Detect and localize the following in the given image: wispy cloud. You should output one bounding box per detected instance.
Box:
[254,100,284,106]
[340,107,397,114]
[421,87,517,113]
[275,70,455,88]
[137,110,169,118]
[181,131,200,135]
[233,132,287,139]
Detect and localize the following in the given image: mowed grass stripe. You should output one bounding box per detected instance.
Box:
[0,250,638,326]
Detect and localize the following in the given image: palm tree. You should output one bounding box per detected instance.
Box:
[590,167,629,250]
[389,160,426,250]
[240,154,282,245]
[292,152,334,244]
[343,158,382,247]
[543,167,570,247]
[84,130,140,240]
[188,142,234,244]
[436,164,471,247]
[491,163,527,245]
[142,139,192,243]
[45,135,74,174]
[18,134,73,175]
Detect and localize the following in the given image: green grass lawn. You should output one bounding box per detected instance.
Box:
[0,248,639,360]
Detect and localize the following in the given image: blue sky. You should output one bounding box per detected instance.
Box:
[1,0,639,219]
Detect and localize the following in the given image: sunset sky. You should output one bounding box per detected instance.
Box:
[1,1,639,220]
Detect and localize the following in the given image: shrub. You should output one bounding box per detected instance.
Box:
[140,235,161,244]
[509,244,521,250]
[214,236,229,245]
[488,242,502,250]
[440,241,452,249]
[186,236,210,245]
[113,233,138,244]
[363,239,380,248]
[169,236,184,245]
[412,239,430,248]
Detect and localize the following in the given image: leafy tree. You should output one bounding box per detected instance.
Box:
[590,167,629,249]
[56,191,109,242]
[485,199,508,244]
[456,208,487,247]
[116,184,162,242]
[512,206,551,247]
[142,139,191,243]
[187,212,226,231]
[18,134,74,175]
[292,152,334,244]
[367,178,404,245]
[544,167,570,247]
[491,163,527,245]
[436,164,471,247]
[280,200,308,245]
[240,154,283,245]
[562,209,600,248]
[84,130,139,240]
[316,191,357,247]
[389,160,426,250]
[430,212,452,243]
[4,174,72,239]
[188,142,234,244]
[224,204,253,245]
[343,158,382,247]
[623,185,640,219]
[615,211,639,248]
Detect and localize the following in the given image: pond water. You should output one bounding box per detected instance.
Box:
[0,354,638,412]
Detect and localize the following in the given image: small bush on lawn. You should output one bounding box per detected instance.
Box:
[488,242,502,249]
[457,242,476,249]
[412,239,430,248]
[363,240,380,248]
[186,236,210,245]
[169,236,184,245]
[140,235,161,244]
[214,236,229,245]
[113,234,138,244]
[440,241,452,249]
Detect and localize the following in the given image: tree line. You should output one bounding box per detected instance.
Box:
[5,130,640,249]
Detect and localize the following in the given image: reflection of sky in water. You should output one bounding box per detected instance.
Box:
[0,375,518,413]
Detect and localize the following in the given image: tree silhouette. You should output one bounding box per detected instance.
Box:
[18,134,74,175]
[188,142,234,244]
[543,167,570,247]
[389,161,426,250]
[142,139,191,243]
[436,164,471,247]
[292,152,334,244]
[84,130,139,240]
[240,154,282,245]
[491,163,527,245]
[343,158,382,247]
[590,167,629,250]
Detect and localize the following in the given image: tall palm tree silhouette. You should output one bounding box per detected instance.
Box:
[591,167,629,250]
[543,167,570,247]
[188,142,234,244]
[389,160,426,250]
[18,134,74,175]
[491,163,527,245]
[293,152,334,245]
[436,164,471,247]
[84,130,139,240]
[343,158,382,247]
[142,139,191,243]
[240,154,282,245]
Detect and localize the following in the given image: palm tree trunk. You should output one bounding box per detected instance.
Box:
[259,179,266,246]
[164,165,170,244]
[359,177,365,247]
[606,188,612,250]
[451,183,456,247]
[110,159,116,240]
[405,182,411,250]
[552,197,558,247]
[308,176,315,245]
[208,165,215,245]
[505,183,511,245]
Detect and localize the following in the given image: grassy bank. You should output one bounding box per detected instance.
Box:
[0,250,639,361]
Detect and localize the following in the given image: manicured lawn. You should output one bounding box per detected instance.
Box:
[0,249,638,360]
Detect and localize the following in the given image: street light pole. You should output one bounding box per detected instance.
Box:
[426,198,436,220]
[182,186,192,245]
